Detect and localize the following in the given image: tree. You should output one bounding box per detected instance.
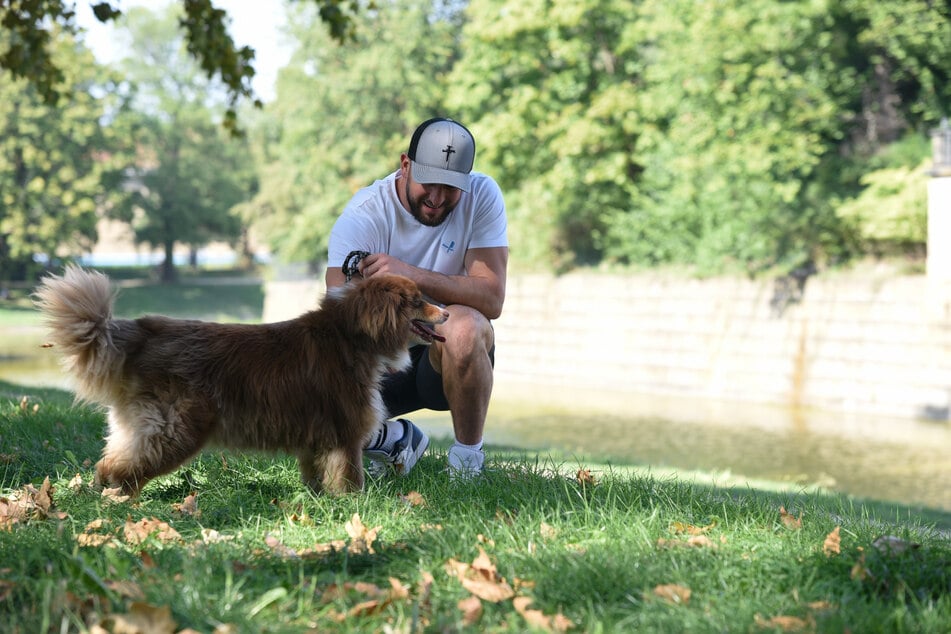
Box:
[247,0,462,265]
[0,0,366,134]
[109,5,254,282]
[0,25,114,281]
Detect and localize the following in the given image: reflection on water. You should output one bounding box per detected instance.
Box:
[5,330,950,513]
[420,384,951,513]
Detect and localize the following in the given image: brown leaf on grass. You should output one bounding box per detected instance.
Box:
[753,613,813,632]
[823,526,841,557]
[779,506,802,530]
[540,522,558,540]
[513,596,574,633]
[850,549,872,581]
[445,548,515,603]
[0,477,68,528]
[200,528,234,544]
[101,487,131,504]
[652,583,691,605]
[171,493,199,517]
[576,469,597,486]
[458,595,483,625]
[345,512,381,554]
[264,534,299,559]
[656,535,717,550]
[99,602,177,634]
[77,519,117,547]
[123,518,182,545]
[670,519,718,535]
[399,491,427,507]
[105,579,145,600]
[77,532,113,547]
[872,535,920,557]
[68,473,84,492]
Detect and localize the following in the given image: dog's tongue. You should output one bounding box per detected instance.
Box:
[413,320,446,342]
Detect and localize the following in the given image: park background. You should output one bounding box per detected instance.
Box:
[3,2,951,631]
[2,0,951,510]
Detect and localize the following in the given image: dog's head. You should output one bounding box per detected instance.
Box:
[329,275,449,347]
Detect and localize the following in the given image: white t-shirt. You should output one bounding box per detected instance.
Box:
[327,170,508,276]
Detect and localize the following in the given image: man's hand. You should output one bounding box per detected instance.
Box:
[359,253,419,280]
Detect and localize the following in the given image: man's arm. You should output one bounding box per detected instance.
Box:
[327,246,508,319]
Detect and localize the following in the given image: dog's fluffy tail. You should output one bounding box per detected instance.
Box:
[34,265,122,400]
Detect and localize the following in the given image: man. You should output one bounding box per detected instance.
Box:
[325,117,508,480]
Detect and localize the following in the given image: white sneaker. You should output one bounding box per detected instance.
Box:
[448,445,484,481]
[364,419,429,477]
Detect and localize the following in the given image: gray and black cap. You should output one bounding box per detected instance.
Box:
[407,118,475,192]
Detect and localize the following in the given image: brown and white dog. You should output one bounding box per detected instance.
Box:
[34,266,448,496]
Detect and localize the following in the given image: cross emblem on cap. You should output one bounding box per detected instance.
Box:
[442,145,455,163]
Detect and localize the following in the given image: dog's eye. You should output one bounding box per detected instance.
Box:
[411,298,424,308]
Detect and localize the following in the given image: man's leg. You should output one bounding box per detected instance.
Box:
[428,304,495,476]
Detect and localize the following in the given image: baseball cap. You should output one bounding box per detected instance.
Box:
[407,118,475,192]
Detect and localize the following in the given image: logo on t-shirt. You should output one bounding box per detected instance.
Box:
[442,240,456,254]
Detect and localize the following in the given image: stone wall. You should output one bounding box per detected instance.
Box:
[263,269,951,422]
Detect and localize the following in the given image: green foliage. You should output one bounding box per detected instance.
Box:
[0,0,366,135]
[835,135,930,253]
[249,0,461,263]
[107,5,256,282]
[0,28,109,281]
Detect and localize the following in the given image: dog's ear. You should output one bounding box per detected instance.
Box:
[353,277,405,342]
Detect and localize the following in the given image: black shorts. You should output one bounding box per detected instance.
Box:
[381,344,495,417]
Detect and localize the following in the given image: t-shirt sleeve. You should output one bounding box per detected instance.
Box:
[469,176,508,249]
[327,198,384,268]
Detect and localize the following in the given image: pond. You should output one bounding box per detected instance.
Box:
[4,328,950,514]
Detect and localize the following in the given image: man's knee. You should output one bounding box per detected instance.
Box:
[443,305,494,352]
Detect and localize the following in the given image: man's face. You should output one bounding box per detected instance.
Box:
[400,157,463,227]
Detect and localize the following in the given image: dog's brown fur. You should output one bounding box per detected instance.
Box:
[34,266,448,496]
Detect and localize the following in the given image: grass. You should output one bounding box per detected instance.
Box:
[2,381,951,633]
[0,265,264,327]
[3,266,950,631]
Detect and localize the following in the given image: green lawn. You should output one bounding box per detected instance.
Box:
[1,381,949,633]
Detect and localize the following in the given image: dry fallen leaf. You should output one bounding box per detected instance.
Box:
[100,487,131,504]
[100,602,177,634]
[822,526,841,557]
[171,493,199,517]
[513,596,574,633]
[264,534,299,559]
[457,595,483,626]
[754,613,813,632]
[0,477,68,528]
[850,549,872,581]
[540,522,558,540]
[446,548,515,603]
[68,473,84,492]
[670,519,717,535]
[652,583,691,605]
[123,518,182,545]
[201,528,234,544]
[576,469,597,486]
[399,491,426,507]
[345,513,382,554]
[779,506,802,530]
[656,535,717,550]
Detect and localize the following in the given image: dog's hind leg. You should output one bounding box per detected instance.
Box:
[299,444,365,495]
[95,400,212,497]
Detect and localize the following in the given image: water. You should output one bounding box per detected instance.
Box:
[420,384,951,514]
[5,331,950,513]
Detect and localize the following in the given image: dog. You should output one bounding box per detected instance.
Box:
[34,266,448,496]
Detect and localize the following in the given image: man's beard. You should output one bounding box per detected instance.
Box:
[405,181,457,227]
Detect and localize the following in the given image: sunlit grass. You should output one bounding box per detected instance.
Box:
[2,382,950,633]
